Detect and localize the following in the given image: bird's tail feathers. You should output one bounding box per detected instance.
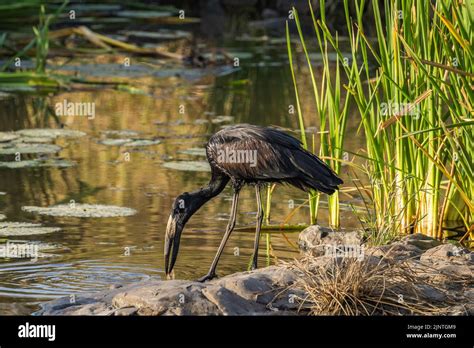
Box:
[289,150,343,194]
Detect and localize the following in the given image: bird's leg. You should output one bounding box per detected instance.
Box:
[197,189,240,282]
[251,185,263,270]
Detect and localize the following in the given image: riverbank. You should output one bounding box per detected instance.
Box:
[37,226,473,316]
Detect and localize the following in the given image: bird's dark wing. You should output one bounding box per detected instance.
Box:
[206,124,343,194]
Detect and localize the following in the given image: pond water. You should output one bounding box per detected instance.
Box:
[0,23,366,315]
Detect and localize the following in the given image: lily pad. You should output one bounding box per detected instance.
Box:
[0,222,61,236]
[124,139,161,147]
[211,115,234,124]
[194,119,209,125]
[162,160,211,172]
[0,143,61,155]
[0,159,75,169]
[99,138,133,146]
[0,132,19,143]
[178,148,207,157]
[22,204,137,218]
[15,128,86,139]
[12,136,53,144]
[101,130,140,137]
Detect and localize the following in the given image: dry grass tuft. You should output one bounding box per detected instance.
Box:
[284,252,461,315]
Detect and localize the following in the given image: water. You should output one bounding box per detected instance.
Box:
[0,25,367,316]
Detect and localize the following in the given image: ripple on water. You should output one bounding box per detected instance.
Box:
[0,260,161,299]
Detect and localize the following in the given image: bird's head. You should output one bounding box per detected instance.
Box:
[164,192,193,278]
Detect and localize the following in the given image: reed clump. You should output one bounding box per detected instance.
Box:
[287,0,473,242]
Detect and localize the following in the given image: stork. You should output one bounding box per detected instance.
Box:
[164,124,343,282]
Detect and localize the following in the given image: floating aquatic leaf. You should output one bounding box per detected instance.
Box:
[22,204,137,218]
[211,115,234,124]
[15,128,86,139]
[178,148,207,156]
[0,132,19,143]
[194,119,209,125]
[0,143,61,155]
[0,159,75,169]
[99,139,132,146]
[101,130,140,137]
[12,136,53,144]
[162,161,211,172]
[124,139,161,147]
[0,222,61,236]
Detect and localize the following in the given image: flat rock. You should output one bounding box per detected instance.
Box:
[202,285,267,315]
[298,225,363,257]
[36,266,299,316]
[420,244,472,264]
[35,230,473,316]
[401,233,442,250]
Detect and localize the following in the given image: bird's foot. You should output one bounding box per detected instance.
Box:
[196,273,217,282]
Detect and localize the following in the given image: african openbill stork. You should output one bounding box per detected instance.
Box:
[165,124,343,282]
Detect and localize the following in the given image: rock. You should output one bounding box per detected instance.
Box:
[111,281,219,316]
[35,232,473,316]
[36,266,300,316]
[113,307,138,316]
[369,242,423,261]
[414,284,447,302]
[401,233,442,250]
[202,285,267,315]
[298,225,363,257]
[420,244,472,264]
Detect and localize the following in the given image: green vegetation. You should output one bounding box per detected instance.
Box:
[286,0,473,243]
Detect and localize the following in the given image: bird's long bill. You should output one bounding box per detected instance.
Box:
[164,214,183,277]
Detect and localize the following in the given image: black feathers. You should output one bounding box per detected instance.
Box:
[206,124,343,193]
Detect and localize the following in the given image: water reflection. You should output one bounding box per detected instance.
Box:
[0,37,367,314]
